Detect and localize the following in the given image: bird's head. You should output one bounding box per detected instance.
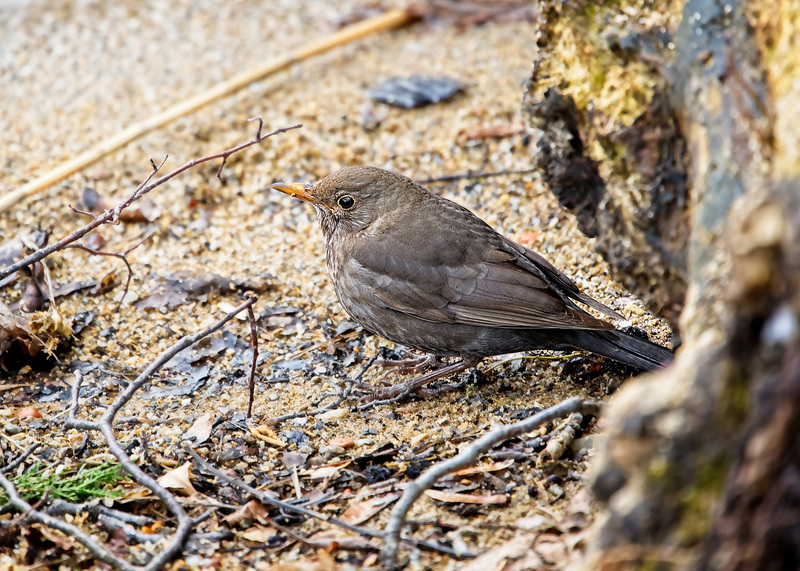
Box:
[270,166,421,238]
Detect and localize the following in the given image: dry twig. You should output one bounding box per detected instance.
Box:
[0,297,257,570]
[0,121,301,283]
[246,295,259,418]
[1,442,41,474]
[64,232,153,311]
[0,8,415,212]
[380,396,604,567]
[186,446,469,559]
[540,412,584,463]
[416,167,538,185]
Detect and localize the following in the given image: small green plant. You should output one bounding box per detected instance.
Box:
[1,461,125,505]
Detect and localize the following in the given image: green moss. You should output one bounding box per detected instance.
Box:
[675,456,729,543]
[718,363,750,425]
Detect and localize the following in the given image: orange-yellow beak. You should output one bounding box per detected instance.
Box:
[269,181,319,204]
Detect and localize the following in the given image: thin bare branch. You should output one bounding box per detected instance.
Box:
[65,233,153,311]
[0,8,413,212]
[0,470,139,571]
[0,124,300,282]
[1,442,41,474]
[49,296,258,569]
[380,397,604,567]
[246,294,259,418]
[415,167,538,185]
[186,445,469,559]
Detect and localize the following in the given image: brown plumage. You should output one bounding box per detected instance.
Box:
[271,166,672,392]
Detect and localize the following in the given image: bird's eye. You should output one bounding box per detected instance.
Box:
[337,195,356,210]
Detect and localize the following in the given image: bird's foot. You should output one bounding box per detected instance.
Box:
[356,359,472,409]
[374,353,439,375]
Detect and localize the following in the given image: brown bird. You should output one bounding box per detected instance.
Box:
[271,167,672,399]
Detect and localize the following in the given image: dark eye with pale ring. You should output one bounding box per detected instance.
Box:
[337,195,356,210]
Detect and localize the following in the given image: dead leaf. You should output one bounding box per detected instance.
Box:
[184,413,214,444]
[306,530,378,552]
[425,489,508,504]
[328,437,354,448]
[282,451,308,469]
[1,302,44,359]
[224,499,272,525]
[83,186,161,222]
[250,425,286,447]
[135,271,271,311]
[409,433,428,447]
[459,531,538,571]
[239,524,277,543]
[117,485,152,503]
[317,407,348,421]
[156,462,197,496]
[302,461,350,481]
[17,406,42,419]
[141,521,164,535]
[0,230,47,288]
[33,524,74,551]
[339,492,402,525]
[451,459,514,476]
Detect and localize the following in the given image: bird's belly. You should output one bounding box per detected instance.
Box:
[334,285,460,357]
[334,283,538,358]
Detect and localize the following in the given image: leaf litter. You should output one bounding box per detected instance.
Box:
[0,0,673,569]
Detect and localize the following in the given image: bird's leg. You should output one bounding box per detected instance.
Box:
[363,355,482,404]
[374,353,439,375]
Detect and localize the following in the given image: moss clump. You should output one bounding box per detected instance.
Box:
[1,461,125,505]
[676,455,730,543]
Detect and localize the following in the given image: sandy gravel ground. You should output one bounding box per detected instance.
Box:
[0,1,671,569]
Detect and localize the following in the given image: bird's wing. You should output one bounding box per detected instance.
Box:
[350,226,614,331]
[501,237,624,320]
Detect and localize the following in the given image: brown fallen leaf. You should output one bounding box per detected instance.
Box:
[135,271,272,311]
[328,436,355,448]
[250,425,286,447]
[83,186,161,222]
[302,461,350,481]
[0,230,47,288]
[17,406,42,419]
[224,499,272,525]
[306,530,379,552]
[339,492,402,525]
[239,524,278,543]
[116,485,151,503]
[156,462,197,496]
[184,413,214,444]
[1,302,44,360]
[34,524,75,551]
[451,458,514,476]
[459,531,539,571]
[425,489,508,504]
[141,521,164,535]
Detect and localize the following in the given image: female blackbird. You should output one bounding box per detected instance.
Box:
[271,167,672,397]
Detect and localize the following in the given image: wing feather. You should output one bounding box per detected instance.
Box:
[351,229,613,331]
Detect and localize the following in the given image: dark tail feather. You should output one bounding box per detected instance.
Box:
[575,329,674,371]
